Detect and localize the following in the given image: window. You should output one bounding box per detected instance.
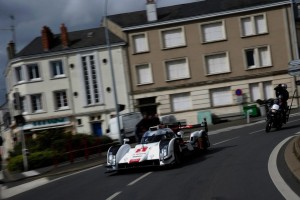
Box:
[205,52,230,75]
[132,33,149,53]
[30,94,43,112]
[20,96,27,113]
[171,93,192,112]
[250,83,260,102]
[201,21,226,42]
[165,58,190,81]
[81,55,102,105]
[27,64,40,80]
[161,27,185,49]
[250,81,273,102]
[211,87,233,106]
[136,64,153,85]
[241,14,267,37]
[245,46,271,69]
[15,66,24,82]
[51,60,64,77]
[54,90,68,110]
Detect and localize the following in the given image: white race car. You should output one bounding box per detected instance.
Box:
[106,121,210,172]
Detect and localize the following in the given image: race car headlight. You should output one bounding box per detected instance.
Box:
[108,153,116,165]
[160,145,168,159]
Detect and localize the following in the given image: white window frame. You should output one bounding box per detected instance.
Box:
[81,54,103,106]
[244,46,271,69]
[30,93,43,113]
[50,60,65,78]
[161,27,186,49]
[204,52,230,75]
[15,66,25,83]
[54,90,69,110]
[200,20,226,43]
[210,87,233,107]
[136,63,153,85]
[250,81,273,102]
[27,63,41,81]
[165,58,190,81]
[132,33,149,54]
[171,92,192,112]
[240,13,268,37]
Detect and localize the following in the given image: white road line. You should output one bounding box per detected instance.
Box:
[268,136,300,200]
[106,191,122,200]
[127,172,152,186]
[1,178,49,199]
[249,129,264,134]
[212,137,240,146]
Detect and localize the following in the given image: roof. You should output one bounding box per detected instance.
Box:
[108,0,290,29]
[16,27,125,58]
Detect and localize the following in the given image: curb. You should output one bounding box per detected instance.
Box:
[284,136,300,182]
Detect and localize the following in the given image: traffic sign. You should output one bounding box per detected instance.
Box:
[235,89,242,96]
[288,59,300,76]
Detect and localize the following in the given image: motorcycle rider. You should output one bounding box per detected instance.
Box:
[274,83,289,123]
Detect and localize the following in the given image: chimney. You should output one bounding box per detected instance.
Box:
[146,0,157,22]
[60,23,69,48]
[6,41,16,60]
[41,26,53,51]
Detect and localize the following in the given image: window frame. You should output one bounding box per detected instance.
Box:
[27,63,41,81]
[200,20,226,43]
[244,45,272,69]
[30,93,43,113]
[160,26,186,49]
[50,60,65,78]
[15,66,25,83]
[164,57,190,81]
[210,87,233,107]
[131,32,150,54]
[204,52,231,75]
[171,92,192,112]
[136,63,153,85]
[240,13,268,37]
[54,90,69,110]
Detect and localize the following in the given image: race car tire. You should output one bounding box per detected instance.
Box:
[173,143,183,166]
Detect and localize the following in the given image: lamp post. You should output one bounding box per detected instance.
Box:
[104,0,122,144]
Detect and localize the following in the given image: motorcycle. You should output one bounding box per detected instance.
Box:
[265,98,285,132]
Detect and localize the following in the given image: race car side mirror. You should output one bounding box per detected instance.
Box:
[123,138,130,144]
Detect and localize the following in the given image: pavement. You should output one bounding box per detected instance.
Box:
[0,111,300,186]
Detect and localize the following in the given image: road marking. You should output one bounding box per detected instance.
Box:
[106,191,122,200]
[212,137,240,146]
[249,129,264,134]
[268,136,300,200]
[127,172,152,186]
[1,178,49,199]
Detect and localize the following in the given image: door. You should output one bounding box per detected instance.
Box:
[92,122,102,137]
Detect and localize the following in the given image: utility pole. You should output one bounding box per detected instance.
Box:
[104,0,122,144]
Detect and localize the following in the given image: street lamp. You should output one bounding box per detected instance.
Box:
[104,0,123,144]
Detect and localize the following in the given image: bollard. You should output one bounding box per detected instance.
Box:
[246,110,252,124]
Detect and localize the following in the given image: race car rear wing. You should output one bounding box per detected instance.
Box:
[179,118,208,133]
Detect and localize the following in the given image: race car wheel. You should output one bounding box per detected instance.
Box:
[173,143,182,166]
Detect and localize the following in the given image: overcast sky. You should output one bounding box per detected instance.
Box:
[0,0,197,105]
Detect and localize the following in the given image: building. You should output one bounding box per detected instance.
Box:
[4,24,132,141]
[105,0,300,124]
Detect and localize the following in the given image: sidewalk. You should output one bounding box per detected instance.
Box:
[1,112,300,185]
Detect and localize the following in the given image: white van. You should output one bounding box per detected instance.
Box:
[106,112,142,141]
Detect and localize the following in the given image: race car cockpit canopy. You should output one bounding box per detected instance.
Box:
[141,127,175,144]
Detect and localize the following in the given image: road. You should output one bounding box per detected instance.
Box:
[2,115,300,200]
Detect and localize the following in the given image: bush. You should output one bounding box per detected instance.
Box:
[7,132,116,172]
[7,155,24,172]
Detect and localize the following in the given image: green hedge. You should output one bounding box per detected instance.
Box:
[7,134,115,172]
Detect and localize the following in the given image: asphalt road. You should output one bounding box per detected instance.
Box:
[2,115,300,200]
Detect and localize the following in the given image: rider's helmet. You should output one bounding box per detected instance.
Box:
[281,83,287,89]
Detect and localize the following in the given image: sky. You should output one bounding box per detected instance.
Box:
[0,0,197,106]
